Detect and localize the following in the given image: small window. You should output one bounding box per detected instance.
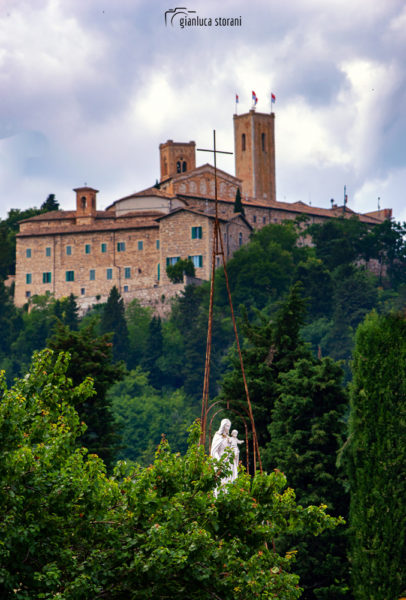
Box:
[65,271,74,282]
[239,232,243,247]
[45,247,51,257]
[123,285,129,293]
[26,248,31,258]
[89,269,95,281]
[138,241,143,250]
[42,272,52,284]
[81,288,85,296]
[166,257,180,266]
[242,133,246,151]
[156,239,160,250]
[85,244,91,254]
[263,216,266,224]
[124,267,131,279]
[261,132,266,152]
[101,243,107,253]
[106,268,113,280]
[176,160,181,173]
[191,226,202,239]
[253,215,257,223]
[26,273,32,284]
[117,242,126,252]
[182,161,187,172]
[66,245,72,256]
[25,291,31,298]
[189,255,203,268]
[157,263,160,281]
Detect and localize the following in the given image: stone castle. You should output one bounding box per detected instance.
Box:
[14,109,391,311]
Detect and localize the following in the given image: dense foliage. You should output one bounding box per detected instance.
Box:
[346,311,406,600]
[0,350,341,599]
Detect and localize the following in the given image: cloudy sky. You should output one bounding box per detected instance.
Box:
[0,0,405,221]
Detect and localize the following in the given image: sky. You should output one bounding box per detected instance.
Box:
[0,0,405,221]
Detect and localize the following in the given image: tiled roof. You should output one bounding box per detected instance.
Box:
[17,218,159,238]
[176,194,382,224]
[155,206,253,229]
[18,210,113,224]
[105,186,177,209]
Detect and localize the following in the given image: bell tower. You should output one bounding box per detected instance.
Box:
[74,186,98,225]
[159,140,196,181]
[233,110,276,204]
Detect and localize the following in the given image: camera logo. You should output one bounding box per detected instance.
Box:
[165,7,197,26]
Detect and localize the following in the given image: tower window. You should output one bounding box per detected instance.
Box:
[261,133,266,151]
[242,133,246,151]
[81,196,86,209]
[176,161,181,173]
[182,161,187,172]
[239,232,243,247]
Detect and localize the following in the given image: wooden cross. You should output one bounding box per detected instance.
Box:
[197,130,233,219]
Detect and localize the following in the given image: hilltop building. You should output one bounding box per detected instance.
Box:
[14,109,391,311]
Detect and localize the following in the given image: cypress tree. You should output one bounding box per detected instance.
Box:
[233,187,245,215]
[40,193,60,212]
[141,316,164,389]
[347,311,406,600]
[100,286,129,363]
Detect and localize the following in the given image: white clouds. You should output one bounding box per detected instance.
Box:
[0,0,405,222]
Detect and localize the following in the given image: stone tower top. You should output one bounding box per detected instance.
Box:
[233,110,276,204]
[73,186,99,225]
[159,140,196,182]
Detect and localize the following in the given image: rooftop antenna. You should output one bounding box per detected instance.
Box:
[378,196,381,211]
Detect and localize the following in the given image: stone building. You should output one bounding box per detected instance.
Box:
[14,109,391,310]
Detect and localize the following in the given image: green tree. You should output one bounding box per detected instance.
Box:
[141,315,164,388]
[234,187,245,215]
[166,258,195,283]
[108,367,199,465]
[0,349,341,599]
[219,282,311,448]
[307,217,368,271]
[265,358,350,599]
[100,286,129,363]
[346,311,406,600]
[48,321,126,467]
[40,193,60,212]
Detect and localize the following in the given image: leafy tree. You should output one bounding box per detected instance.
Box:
[166,258,195,283]
[234,187,245,215]
[307,217,368,271]
[0,206,47,276]
[141,316,164,388]
[294,257,333,319]
[40,193,60,212]
[108,367,199,464]
[265,358,350,599]
[48,321,126,467]
[100,286,129,362]
[125,298,153,367]
[63,293,80,330]
[362,219,406,287]
[346,311,406,600]
[0,349,341,599]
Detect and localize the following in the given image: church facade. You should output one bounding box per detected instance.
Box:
[14,110,390,310]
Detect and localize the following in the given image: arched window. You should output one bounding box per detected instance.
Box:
[176,161,181,173]
[242,133,246,151]
[261,133,266,151]
[182,161,187,172]
[81,196,86,209]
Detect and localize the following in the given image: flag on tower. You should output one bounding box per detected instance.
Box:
[235,93,239,103]
[252,90,258,106]
[271,93,276,103]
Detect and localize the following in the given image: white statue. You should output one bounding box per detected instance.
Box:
[210,418,231,461]
[210,418,232,496]
[229,429,244,481]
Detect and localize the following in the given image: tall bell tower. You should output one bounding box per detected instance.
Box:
[233,110,276,204]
